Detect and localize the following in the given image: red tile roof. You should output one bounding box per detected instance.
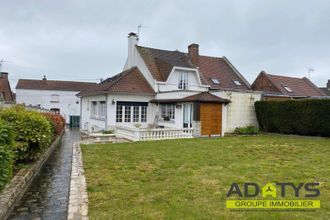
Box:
[78,67,155,96]
[136,45,251,91]
[151,92,230,104]
[254,71,326,97]
[16,79,97,92]
[0,73,14,102]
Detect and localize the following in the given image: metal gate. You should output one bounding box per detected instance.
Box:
[69,116,80,128]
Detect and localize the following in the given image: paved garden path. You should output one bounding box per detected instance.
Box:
[9,129,80,220]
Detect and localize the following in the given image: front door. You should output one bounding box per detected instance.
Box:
[200,103,222,135]
[183,103,193,128]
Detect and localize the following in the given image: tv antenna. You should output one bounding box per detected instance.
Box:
[0,59,11,72]
[137,24,148,37]
[137,24,142,36]
[308,68,315,80]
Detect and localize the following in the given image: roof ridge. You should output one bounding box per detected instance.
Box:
[17,78,96,84]
[266,73,305,80]
[136,45,185,54]
[100,67,135,91]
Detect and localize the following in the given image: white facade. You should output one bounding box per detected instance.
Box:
[16,89,81,122]
[211,90,262,133]
[80,33,262,135]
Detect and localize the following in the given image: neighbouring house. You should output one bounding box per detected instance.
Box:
[252,71,326,100]
[78,33,262,138]
[0,72,15,107]
[16,76,96,126]
[319,80,330,96]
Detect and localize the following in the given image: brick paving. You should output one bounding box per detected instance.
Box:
[8,129,80,220]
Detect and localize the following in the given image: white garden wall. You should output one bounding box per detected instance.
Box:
[212,90,262,133]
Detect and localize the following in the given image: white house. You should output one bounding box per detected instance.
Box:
[16,77,96,126]
[78,33,261,139]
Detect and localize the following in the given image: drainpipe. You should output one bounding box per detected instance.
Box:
[105,94,108,130]
[80,97,82,129]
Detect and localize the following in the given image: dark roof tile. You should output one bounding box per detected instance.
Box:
[136,45,250,91]
[16,79,97,92]
[78,67,155,96]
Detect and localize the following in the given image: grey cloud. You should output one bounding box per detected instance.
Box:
[0,0,329,89]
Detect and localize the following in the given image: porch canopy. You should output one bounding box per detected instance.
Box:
[150,92,230,104]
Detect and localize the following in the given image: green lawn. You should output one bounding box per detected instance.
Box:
[82,134,330,220]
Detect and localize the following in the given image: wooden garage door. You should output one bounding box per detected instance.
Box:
[200,103,222,136]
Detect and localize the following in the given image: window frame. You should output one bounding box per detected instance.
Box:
[91,101,98,117]
[160,104,175,120]
[98,101,106,119]
[116,105,123,122]
[178,72,188,90]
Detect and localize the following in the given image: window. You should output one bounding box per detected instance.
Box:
[98,101,106,118]
[211,78,220,84]
[141,106,147,122]
[161,104,175,120]
[133,106,139,122]
[116,105,123,122]
[124,106,131,122]
[233,80,241,86]
[178,72,188,90]
[0,92,4,101]
[50,94,59,103]
[283,85,293,92]
[116,102,148,123]
[91,101,97,116]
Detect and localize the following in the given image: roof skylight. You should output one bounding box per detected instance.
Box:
[211,78,220,84]
[233,80,241,86]
[283,85,293,92]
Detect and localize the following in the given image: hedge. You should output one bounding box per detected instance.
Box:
[0,106,52,163]
[255,99,330,137]
[42,112,65,136]
[0,120,13,191]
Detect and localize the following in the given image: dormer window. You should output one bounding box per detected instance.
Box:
[283,85,293,92]
[178,72,188,90]
[211,78,220,84]
[233,80,241,86]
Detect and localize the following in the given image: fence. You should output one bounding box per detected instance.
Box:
[115,125,194,141]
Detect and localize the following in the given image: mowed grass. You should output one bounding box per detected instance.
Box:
[81,134,330,220]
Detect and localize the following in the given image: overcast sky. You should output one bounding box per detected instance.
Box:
[1,0,329,90]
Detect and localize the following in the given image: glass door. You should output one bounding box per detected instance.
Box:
[183,103,193,128]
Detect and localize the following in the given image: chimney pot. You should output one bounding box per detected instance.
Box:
[0,72,8,80]
[188,43,199,66]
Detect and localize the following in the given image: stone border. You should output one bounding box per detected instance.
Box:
[68,141,88,220]
[0,132,64,220]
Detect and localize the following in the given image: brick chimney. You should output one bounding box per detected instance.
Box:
[127,32,139,68]
[42,75,47,84]
[0,72,8,80]
[327,80,330,89]
[188,43,199,66]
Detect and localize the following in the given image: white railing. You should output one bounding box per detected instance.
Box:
[115,125,194,141]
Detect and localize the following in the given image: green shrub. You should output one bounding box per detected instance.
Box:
[0,119,13,191]
[255,99,330,137]
[0,106,52,163]
[102,130,114,134]
[234,125,260,135]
